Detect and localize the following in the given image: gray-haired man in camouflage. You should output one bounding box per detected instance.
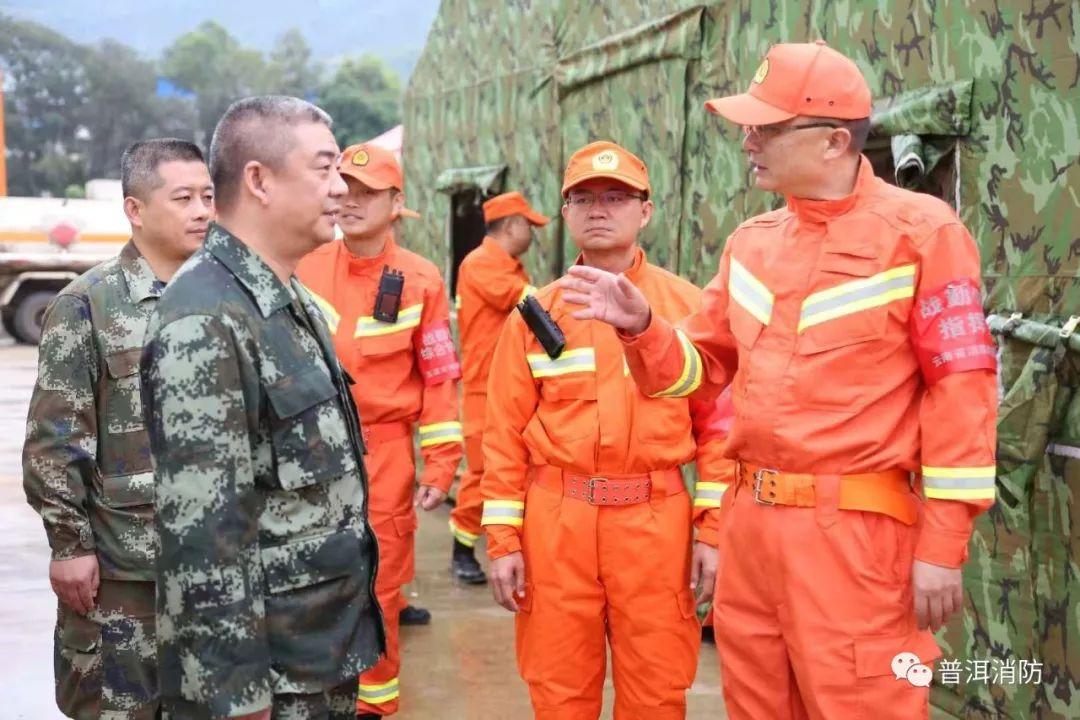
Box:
[23,138,213,719]
[140,96,384,720]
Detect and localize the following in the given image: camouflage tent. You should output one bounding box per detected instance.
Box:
[403,2,1079,717]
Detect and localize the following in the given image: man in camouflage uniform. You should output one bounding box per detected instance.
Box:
[23,138,213,719]
[140,96,384,720]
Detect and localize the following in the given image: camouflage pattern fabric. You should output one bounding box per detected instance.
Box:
[54,581,157,720]
[23,240,162,718]
[272,679,357,720]
[403,0,1078,316]
[404,3,1079,718]
[935,316,1080,719]
[141,223,384,719]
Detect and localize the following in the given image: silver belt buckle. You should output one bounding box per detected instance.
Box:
[753,468,778,505]
[587,477,606,505]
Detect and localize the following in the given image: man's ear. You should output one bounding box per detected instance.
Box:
[825,127,853,160]
[391,191,405,217]
[243,161,271,206]
[639,199,654,230]
[123,196,144,230]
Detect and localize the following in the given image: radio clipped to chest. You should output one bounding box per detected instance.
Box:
[518,294,565,359]
[374,265,405,323]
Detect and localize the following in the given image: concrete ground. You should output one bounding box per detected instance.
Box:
[0,332,725,719]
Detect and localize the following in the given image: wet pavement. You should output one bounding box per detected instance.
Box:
[0,333,725,719]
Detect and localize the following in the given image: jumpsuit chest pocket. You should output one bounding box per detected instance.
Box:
[264,366,355,491]
[791,252,900,411]
[728,306,764,351]
[539,372,598,403]
[356,326,414,358]
[103,348,145,434]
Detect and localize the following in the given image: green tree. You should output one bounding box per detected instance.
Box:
[267,28,321,99]
[160,21,270,145]
[0,13,89,196]
[318,55,402,146]
[80,39,198,179]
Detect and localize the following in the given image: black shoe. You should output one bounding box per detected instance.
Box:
[399,604,431,626]
[451,539,488,585]
[357,713,380,719]
[701,624,715,644]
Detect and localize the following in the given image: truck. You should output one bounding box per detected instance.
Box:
[0,183,127,343]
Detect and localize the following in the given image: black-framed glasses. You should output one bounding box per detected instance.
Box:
[742,122,841,141]
[565,191,646,208]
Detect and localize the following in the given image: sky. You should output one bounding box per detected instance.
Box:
[1,0,441,80]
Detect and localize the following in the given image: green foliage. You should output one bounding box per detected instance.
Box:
[319,55,402,146]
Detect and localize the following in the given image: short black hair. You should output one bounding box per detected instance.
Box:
[485,216,512,235]
[121,139,205,200]
[842,117,872,154]
[209,96,333,211]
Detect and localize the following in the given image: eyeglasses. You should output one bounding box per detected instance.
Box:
[742,122,841,141]
[565,191,645,208]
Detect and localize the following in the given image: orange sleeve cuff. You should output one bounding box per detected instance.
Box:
[419,466,455,494]
[914,523,972,568]
[618,310,667,350]
[484,524,522,560]
[696,524,720,548]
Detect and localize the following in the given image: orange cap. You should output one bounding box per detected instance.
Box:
[482,192,549,226]
[561,141,650,197]
[705,41,871,125]
[338,143,420,219]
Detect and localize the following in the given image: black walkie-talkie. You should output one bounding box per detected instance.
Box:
[374,265,404,323]
[518,295,565,359]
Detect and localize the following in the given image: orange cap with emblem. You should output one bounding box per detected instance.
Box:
[705,40,872,125]
[338,143,420,219]
[561,141,650,198]
[482,192,549,226]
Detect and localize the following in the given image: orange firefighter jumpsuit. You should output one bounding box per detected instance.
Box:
[297,231,463,716]
[450,235,535,548]
[482,248,733,720]
[621,156,998,719]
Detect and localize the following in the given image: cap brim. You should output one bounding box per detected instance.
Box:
[704,93,796,125]
[340,166,394,190]
[398,207,420,219]
[524,210,550,227]
[561,171,649,197]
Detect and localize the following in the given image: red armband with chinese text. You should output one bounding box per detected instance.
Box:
[416,320,462,385]
[911,279,996,384]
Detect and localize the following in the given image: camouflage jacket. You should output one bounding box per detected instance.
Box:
[23,241,160,582]
[141,223,384,718]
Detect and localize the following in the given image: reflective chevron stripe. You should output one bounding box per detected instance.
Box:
[449,519,480,547]
[354,303,424,338]
[799,264,916,332]
[527,347,596,378]
[358,678,399,705]
[729,258,773,325]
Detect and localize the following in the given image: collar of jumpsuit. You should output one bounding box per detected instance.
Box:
[573,243,647,283]
[344,228,397,275]
[784,155,876,224]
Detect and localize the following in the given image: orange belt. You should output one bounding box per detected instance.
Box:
[737,462,918,525]
[362,421,412,447]
[532,466,684,507]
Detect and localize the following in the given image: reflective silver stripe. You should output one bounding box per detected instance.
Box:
[923,475,997,490]
[418,422,463,447]
[355,303,424,338]
[799,264,915,331]
[527,348,596,378]
[729,258,773,325]
[481,500,525,526]
[1047,443,1080,460]
[694,488,726,501]
[358,678,399,703]
[653,330,703,398]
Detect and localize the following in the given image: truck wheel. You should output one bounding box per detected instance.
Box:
[12,290,56,345]
[1,309,16,339]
